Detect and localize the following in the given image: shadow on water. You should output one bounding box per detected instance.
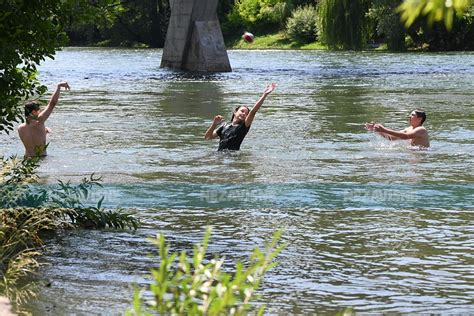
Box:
[149,69,239,82]
[309,84,377,137]
[158,81,228,118]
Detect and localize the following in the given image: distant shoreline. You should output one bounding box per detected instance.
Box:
[63,31,472,52]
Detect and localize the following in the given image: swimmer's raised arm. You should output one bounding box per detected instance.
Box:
[38,82,70,123]
[245,83,276,128]
[205,115,224,140]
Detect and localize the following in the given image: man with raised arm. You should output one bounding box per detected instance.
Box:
[18,82,70,157]
[365,109,430,148]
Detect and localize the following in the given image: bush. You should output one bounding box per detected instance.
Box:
[0,207,68,303]
[0,1,66,134]
[285,5,318,43]
[424,9,474,51]
[231,0,293,32]
[127,228,285,316]
[1,156,139,303]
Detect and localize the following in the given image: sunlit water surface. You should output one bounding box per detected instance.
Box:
[1,48,473,314]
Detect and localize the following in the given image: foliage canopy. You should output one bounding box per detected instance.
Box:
[317,0,368,50]
[398,0,473,30]
[0,0,67,134]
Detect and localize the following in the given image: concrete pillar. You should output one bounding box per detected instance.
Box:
[160,0,232,72]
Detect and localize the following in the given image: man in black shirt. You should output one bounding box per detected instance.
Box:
[205,83,276,151]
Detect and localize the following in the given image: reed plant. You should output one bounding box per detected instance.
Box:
[127,228,285,316]
[0,207,69,302]
[1,156,139,303]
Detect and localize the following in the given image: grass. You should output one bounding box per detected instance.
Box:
[225,31,399,51]
[0,207,68,302]
[226,32,327,50]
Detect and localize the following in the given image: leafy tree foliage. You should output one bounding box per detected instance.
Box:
[368,0,406,51]
[398,0,473,30]
[0,0,67,134]
[413,6,474,50]
[65,0,171,47]
[317,0,369,50]
[229,0,294,32]
[286,5,319,43]
[62,1,125,45]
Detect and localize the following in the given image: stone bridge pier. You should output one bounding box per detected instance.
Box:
[160,0,232,72]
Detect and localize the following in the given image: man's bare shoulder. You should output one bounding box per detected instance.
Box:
[17,122,30,136]
[17,122,27,130]
[413,126,428,134]
[18,120,42,130]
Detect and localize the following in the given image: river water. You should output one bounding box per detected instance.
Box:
[1,48,473,314]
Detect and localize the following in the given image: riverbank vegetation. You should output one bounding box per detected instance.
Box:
[57,0,474,51]
[0,156,138,303]
[127,228,285,316]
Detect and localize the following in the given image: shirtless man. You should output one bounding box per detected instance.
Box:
[18,82,70,157]
[365,109,430,148]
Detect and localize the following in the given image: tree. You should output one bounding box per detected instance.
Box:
[0,0,123,134]
[368,0,407,51]
[317,0,369,50]
[410,7,474,50]
[63,0,171,47]
[0,0,68,134]
[230,0,294,32]
[398,0,473,30]
[104,0,169,47]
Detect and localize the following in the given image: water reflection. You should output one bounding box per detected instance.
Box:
[159,81,227,118]
[313,84,376,136]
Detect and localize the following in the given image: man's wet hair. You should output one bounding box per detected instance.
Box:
[414,109,426,125]
[231,105,250,122]
[25,101,40,119]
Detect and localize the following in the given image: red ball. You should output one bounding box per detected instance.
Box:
[242,32,254,43]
